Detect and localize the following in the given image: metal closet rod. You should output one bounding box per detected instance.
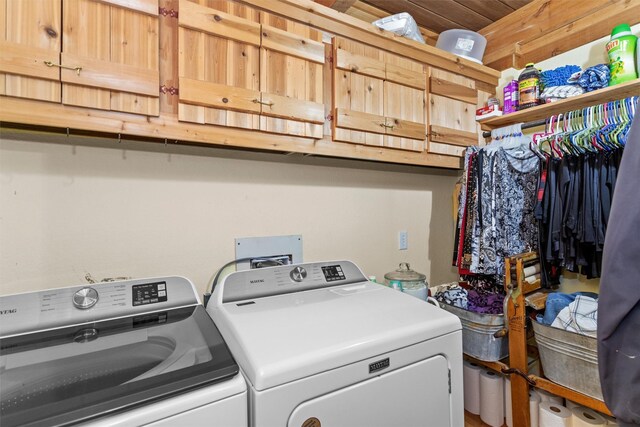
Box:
[482,118,547,138]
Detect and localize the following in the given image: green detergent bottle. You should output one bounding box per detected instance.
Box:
[606,24,638,85]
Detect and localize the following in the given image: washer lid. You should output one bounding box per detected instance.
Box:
[210,281,461,391]
[0,306,240,427]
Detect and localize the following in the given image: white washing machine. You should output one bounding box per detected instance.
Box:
[0,276,247,427]
[208,260,464,427]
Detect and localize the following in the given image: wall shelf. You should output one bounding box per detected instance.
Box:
[479,79,640,131]
[530,376,611,416]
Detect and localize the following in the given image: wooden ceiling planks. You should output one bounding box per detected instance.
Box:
[358,0,531,33]
[455,0,517,22]
[362,0,462,33]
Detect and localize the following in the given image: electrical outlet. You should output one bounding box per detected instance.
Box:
[398,231,408,250]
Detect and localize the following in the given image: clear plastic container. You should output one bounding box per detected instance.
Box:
[435,29,487,64]
[372,13,425,44]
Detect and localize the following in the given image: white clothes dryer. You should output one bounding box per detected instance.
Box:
[208,260,464,427]
[0,277,247,427]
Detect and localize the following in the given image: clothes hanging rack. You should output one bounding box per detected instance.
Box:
[482,119,547,138]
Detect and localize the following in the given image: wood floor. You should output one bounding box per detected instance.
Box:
[464,411,506,427]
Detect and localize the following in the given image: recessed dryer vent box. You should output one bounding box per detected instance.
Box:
[235,235,303,271]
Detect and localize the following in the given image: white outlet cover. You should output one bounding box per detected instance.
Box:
[235,235,303,271]
[398,231,408,250]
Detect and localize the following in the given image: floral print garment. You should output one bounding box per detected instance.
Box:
[492,147,540,277]
[473,146,539,278]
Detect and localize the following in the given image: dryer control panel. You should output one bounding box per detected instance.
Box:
[0,276,199,337]
[220,260,368,303]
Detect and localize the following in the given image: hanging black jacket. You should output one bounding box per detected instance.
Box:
[598,109,640,425]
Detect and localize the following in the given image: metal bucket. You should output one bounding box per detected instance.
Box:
[440,303,508,361]
[532,321,603,399]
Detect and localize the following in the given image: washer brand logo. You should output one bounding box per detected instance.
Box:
[249,279,264,284]
[0,308,17,315]
[369,357,390,374]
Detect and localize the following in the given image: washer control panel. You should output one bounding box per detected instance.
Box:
[0,276,198,337]
[221,260,367,303]
[72,287,99,309]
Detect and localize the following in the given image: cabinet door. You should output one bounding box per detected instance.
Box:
[62,0,160,115]
[0,0,61,102]
[259,12,324,138]
[332,37,385,147]
[427,68,481,157]
[332,37,426,152]
[383,52,426,152]
[178,0,261,129]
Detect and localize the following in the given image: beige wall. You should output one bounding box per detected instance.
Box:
[0,129,460,297]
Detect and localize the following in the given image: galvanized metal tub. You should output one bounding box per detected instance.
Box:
[440,303,508,361]
[532,321,603,400]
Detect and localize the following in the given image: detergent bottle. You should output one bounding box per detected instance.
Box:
[517,63,541,110]
[606,24,638,85]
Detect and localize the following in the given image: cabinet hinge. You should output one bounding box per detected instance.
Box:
[448,368,451,394]
[159,7,178,18]
[160,85,179,96]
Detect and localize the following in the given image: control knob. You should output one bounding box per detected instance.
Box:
[290,266,307,282]
[73,287,99,310]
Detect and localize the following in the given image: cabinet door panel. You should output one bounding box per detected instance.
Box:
[383,81,426,152]
[0,42,59,80]
[178,25,206,124]
[109,3,159,115]
[429,94,476,131]
[62,0,159,115]
[384,82,425,134]
[1,0,61,102]
[427,68,480,157]
[386,62,426,90]
[62,0,111,110]
[335,48,385,80]
[181,78,261,113]
[260,51,324,121]
[259,12,323,138]
[179,0,260,45]
[334,108,386,134]
[383,52,426,152]
[333,65,385,147]
[261,24,324,64]
[60,53,158,96]
[178,0,260,129]
[261,91,324,124]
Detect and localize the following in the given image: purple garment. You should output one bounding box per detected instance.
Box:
[467,289,505,314]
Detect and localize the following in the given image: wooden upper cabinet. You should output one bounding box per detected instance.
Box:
[0,0,160,115]
[332,37,427,152]
[178,0,324,139]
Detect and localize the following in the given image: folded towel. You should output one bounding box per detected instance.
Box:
[577,64,610,92]
[540,65,581,88]
[540,84,585,100]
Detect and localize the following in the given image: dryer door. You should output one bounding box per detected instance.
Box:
[287,354,451,427]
